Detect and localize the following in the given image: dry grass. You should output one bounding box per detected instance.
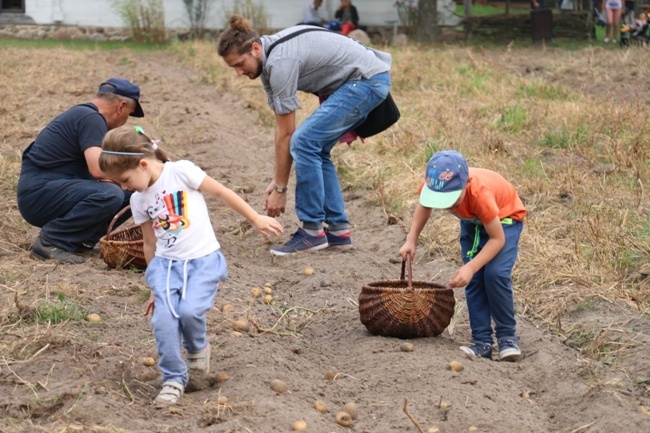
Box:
[168,41,650,335]
[1,40,648,362]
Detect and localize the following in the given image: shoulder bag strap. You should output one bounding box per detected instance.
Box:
[265,27,336,56]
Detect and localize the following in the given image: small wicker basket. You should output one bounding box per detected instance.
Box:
[99,206,147,270]
[359,256,455,339]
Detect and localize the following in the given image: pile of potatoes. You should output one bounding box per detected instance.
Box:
[250,282,274,305]
[291,400,359,430]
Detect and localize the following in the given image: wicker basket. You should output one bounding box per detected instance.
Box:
[99,206,147,270]
[359,257,455,339]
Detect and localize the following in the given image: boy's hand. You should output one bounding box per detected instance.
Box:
[399,240,416,262]
[449,264,474,288]
[144,292,155,316]
[252,215,284,238]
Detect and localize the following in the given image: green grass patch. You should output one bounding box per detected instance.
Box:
[0,37,170,52]
[497,103,528,133]
[516,80,571,101]
[34,293,86,324]
[455,5,530,16]
[537,124,589,149]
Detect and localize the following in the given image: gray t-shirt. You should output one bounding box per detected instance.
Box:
[260,26,392,115]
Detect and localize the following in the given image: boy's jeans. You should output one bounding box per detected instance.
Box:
[290,72,391,230]
[459,220,524,345]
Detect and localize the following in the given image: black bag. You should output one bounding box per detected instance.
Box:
[355,92,400,138]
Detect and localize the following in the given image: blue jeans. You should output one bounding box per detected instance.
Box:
[145,250,228,385]
[291,72,391,230]
[459,219,523,345]
[17,160,131,252]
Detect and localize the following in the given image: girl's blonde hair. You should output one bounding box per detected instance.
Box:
[99,126,170,175]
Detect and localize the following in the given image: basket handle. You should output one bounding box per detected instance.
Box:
[400,255,413,289]
[106,205,131,239]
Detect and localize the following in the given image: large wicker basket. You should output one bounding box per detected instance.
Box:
[359,257,455,339]
[99,206,147,270]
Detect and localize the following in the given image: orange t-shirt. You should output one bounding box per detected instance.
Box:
[419,167,527,224]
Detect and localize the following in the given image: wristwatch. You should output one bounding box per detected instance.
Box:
[274,185,288,193]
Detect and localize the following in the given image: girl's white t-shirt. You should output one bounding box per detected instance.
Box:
[131,160,220,260]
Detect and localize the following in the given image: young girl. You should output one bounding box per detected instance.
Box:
[603,0,624,43]
[399,150,526,362]
[99,126,283,407]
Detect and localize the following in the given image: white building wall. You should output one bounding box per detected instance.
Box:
[22,0,403,29]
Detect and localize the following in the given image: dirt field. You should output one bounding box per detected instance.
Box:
[1,43,649,433]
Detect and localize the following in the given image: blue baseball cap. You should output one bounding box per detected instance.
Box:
[98,78,144,118]
[419,150,469,209]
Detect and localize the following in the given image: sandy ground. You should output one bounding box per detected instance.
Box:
[1,44,649,433]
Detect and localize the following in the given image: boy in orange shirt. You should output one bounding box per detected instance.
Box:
[399,150,526,361]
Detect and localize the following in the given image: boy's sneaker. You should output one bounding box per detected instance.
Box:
[459,342,493,360]
[325,230,353,248]
[498,339,522,362]
[270,228,328,256]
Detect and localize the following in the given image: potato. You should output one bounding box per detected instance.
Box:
[449,360,464,372]
[428,428,440,433]
[304,266,315,276]
[217,395,229,404]
[292,420,307,431]
[640,405,650,416]
[233,320,250,332]
[85,313,101,323]
[343,402,358,420]
[324,369,338,380]
[230,331,243,338]
[143,357,155,367]
[221,304,234,313]
[400,342,414,352]
[250,287,262,298]
[263,294,273,304]
[335,411,352,427]
[468,427,478,432]
[270,379,288,394]
[314,400,329,413]
[263,286,273,295]
[215,372,230,383]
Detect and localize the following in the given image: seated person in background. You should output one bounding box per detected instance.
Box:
[335,0,359,35]
[621,9,648,44]
[631,12,649,41]
[301,0,325,26]
[634,12,648,29]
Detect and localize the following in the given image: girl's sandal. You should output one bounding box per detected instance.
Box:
[187,343,211,373]
[154,381,184,407]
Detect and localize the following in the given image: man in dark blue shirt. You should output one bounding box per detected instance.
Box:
[17,78,144,263]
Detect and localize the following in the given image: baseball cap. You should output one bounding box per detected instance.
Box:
[419,150,469,209]
[98,78,144,118]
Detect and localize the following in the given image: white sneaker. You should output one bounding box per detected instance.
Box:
[187,343,211,373]
[154,381,184,407]
[604,37,610,43]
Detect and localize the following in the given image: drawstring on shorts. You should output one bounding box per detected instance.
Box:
[465,218,514,260]
[164,258,189,319]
